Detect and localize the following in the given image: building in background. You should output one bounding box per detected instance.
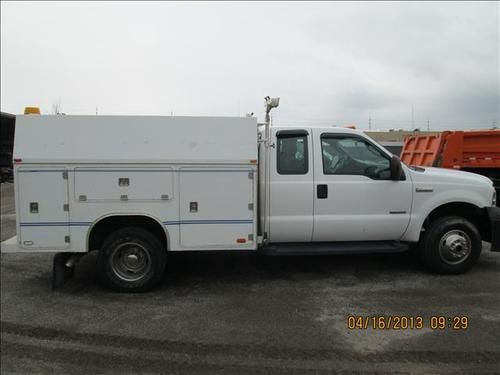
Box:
[0,112,16,182]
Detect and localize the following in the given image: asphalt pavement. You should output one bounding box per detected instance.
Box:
[1,182,499,374]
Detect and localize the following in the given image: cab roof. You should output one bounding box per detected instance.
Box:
[266,124,367,136]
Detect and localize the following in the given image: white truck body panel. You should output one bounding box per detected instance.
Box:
[7,115,258,252]
[14,115,256,163]
[17,167,70,249]
[310,129,413,241]
[268,128,314,242]
[400,166,494,242]
[178,168,255,248]
[74,167,175,202]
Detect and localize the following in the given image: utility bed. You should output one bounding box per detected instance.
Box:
[7,115,258,252]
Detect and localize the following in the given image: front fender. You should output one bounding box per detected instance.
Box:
[402,189,488,242]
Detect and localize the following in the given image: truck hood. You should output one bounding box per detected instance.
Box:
[408,166,493,187]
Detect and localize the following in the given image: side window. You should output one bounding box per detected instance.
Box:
[321,136,391,180]
[277,134,308,175]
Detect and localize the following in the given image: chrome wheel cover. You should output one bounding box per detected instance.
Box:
[438,230,472,265]
[110,242,152,282]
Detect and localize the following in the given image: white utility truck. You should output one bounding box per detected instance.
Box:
[2,101,499,291]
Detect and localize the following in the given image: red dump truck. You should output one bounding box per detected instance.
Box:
[400,130,500,205]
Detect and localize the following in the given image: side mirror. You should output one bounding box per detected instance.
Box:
[390,155,404,181]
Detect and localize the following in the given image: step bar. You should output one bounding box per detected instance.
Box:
[262,241,409,256]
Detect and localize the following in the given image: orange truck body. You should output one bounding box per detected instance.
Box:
[400,130,500,169]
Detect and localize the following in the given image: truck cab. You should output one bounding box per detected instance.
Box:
[259,125,499,273]
[264,126,411,243]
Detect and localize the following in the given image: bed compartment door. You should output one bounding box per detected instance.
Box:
[179,168,255,249]
[17,168,70,249]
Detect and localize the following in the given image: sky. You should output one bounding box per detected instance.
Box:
[1,1,499,130]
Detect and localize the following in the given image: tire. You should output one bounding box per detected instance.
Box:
[420,216,481,274]
[98,227,167,292]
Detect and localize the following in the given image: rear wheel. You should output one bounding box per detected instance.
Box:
[420,216,481,274]
[98,227,166,292]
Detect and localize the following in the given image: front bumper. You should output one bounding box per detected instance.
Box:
[485,206,500,252]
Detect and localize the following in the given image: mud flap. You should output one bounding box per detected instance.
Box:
[52,253,76,290]
[485,207,500,252]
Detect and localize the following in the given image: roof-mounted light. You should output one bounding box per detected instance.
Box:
[24,107,40,115]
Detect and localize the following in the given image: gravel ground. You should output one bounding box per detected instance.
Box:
[1,182,499,374]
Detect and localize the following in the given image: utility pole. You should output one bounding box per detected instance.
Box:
[411,105,415,130]
[427,119,430,132]
[95,106,98,115]
[369,116,372,131]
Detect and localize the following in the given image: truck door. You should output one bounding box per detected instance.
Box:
[269,129,314,242]
[17,168,70,249]
[312,131,412,241]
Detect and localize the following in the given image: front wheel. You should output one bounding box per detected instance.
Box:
[420,216,482,274]
[98,227,167,292]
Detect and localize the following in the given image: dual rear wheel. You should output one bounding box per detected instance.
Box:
[98,227,166,292]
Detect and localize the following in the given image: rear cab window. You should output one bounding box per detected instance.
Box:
[276,130,309,175]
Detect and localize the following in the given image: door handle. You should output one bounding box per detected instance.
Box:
[317,184,328,199]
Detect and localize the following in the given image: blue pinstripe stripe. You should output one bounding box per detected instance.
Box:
[18,169,253,173]
[164,220,252,225]
[20,220,253,227]
[20,222,92,227]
